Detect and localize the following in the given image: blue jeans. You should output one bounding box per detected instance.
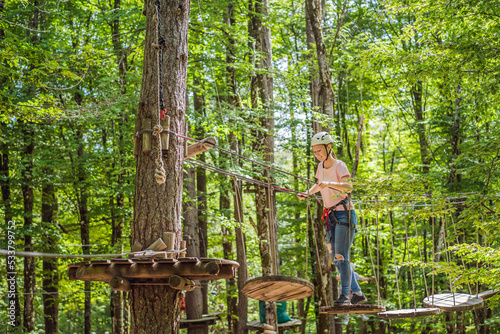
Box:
[324,210,360,296]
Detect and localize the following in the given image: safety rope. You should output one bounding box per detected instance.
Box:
[152,0,166,184]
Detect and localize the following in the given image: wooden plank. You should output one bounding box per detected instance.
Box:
[320,304,386,315]
[242,276,314,302]
[377,308,441,319]
[184,137,217,159]
[423,293,484,312]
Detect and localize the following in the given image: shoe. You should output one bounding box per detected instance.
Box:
[334,295,349,304]
[350,292,367,305]
[361,314,369,322]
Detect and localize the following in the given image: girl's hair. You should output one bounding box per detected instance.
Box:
[326,144,337,160]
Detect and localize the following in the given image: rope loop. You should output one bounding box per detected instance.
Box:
[153,124,163,136]
[155,165,166,184]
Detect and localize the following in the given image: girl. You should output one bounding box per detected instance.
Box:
[298,131,366,305]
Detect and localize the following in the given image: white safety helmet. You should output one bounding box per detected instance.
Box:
[311,132,333,146]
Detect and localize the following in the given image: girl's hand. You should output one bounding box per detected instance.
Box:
[297,193,308,200]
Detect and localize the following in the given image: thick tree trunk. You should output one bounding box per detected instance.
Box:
[42,180,59,334]
[1,130,21,329]
[130,0,190,332]
[305,0,336,130]
[249,0,278,329]
[22,123,36,332]
[183,166,206,334]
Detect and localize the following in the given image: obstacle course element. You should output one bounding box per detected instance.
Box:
[68,257,239,290]
[478,290,498,301]
[377,307,441,319]
[320,304,386,315]
[242,276,314,302]
[423,293,484,312]
[247,319,301,333]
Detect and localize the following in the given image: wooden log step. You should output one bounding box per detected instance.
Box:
[320,304,386,315]
[423,293,484,312]
[377,307,441,319]
[242,275,314,302]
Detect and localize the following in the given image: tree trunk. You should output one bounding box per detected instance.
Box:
[448,84,462,186]
[194,79,209,316]
[74,127,92,334]
[305,2,320,133]
[130,0,190,332]
[21,123,36,332]
[352,114,364,179]
[411,81,431,174]
[109,0,127,330]
[249,0,278,329]
[305,0,336,131]
[1,127,21,329]
[42,180,59,334]
[183,166,206,334]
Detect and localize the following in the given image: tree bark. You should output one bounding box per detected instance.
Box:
[21,122,36,332]
[42,181,59,334]
[130,0,190,332]
[352,114,364,179]
[249,0,279,328]
[305,0,336,131]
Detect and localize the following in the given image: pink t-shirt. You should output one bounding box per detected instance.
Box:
[315,159,354,210]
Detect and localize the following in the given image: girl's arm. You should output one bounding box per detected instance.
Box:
[318,176,353,191]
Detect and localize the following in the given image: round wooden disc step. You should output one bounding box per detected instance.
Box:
[320,304,386,314]
[423,293,483,312]
[242,275,314,302]
[377,307,441,319]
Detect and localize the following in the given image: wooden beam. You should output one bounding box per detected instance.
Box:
[169,275,195,291]
[184,137,217,159]
[109,276,132,292]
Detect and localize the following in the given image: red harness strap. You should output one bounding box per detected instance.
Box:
[322,207,331,231]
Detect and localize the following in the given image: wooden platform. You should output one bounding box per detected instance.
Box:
[68,257,239,283]
[320,304,386,314]
[242,276,314,302]
[478,290,498,301]
[423,293,484,312]
[247,319,302,332]
[377,307,441,319]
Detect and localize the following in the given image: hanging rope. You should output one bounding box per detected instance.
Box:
[442,214,456,305]
[387,207,402,309]
[152,0,166,184]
